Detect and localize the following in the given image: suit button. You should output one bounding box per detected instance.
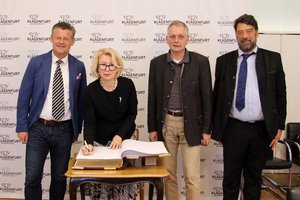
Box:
[167,95,170,98]
[233,76,236,79]
[170,81,173,84]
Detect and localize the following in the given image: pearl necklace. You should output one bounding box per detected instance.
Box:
[100,79,117,92]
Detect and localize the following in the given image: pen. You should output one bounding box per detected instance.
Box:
[84,140,91,152]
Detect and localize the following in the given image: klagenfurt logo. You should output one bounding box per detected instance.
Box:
[27,14,51,25]
[154,15,171,26]
[27,32,49,43]
[90,33,114,43]
[122,15,146,26]
[0,101,17,111]
[0,67,20,77]
[185,15,210,26]
[217,33,236,44]
[153,33,167,43]
[0,134,20,144]
[122,50,146,61]
[0,183,22,193]
[0,50,20,60]
[27,49,41,59]
[0,117,16,128]
[59,15,82,24]
[90,15,114,25]
[213,154,224,164]
[217,16,234,26]
[0,84,19,94]
[212,170,223,180]
[122,68,145,79]
[211,187,223,196]
[0,167,22,177]
[121,33,146,44]
[0,151,21,161]
[0,15,20,25]
[0,32,20,43]
[188,33,210,44]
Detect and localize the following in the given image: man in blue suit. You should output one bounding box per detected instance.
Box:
[16,22,87,200]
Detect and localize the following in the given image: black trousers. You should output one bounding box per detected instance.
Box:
[222,118,271,200]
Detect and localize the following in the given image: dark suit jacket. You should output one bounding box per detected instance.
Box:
[212,48,287,141]
[147,51,212,146]
[16,50,87,139]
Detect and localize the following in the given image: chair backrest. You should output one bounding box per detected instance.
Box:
[286,123,300,141]
[286,122,300,165]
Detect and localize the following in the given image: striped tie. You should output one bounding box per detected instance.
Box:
[52,60,65,121]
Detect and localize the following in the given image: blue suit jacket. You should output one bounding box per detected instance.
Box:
[16,51,87,139]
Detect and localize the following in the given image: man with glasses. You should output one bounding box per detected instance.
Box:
[212,14,287,199]
[147,20,212,200]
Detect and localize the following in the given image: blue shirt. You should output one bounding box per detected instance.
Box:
[231,47,264,122]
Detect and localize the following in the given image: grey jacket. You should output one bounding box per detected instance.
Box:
[147,51,212,146]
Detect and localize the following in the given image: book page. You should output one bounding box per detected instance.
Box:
[76,146,123,160]
[121,139,169,157]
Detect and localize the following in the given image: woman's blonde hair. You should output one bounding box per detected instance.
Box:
[91,48,124,78]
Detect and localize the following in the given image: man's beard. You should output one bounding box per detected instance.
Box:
[238,38,256,52]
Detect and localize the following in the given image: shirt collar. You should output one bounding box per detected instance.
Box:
[238,46,258,57]
[52,52,68,65]
[167,49,190,64]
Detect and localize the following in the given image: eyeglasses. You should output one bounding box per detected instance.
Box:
[98,64,117,71]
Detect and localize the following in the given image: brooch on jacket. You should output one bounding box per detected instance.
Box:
[76,73,81,80]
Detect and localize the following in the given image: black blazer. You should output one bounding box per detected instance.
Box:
[212,48,287,141]
[147,51,212,146]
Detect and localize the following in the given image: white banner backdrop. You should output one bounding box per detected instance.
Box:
[0,0,250,199]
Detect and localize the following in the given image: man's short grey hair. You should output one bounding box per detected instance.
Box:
[167,20,189,35]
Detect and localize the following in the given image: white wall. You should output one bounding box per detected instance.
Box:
[249,0,300,34]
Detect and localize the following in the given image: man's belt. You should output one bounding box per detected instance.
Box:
[167,110,183,117]
[38,118,71,127]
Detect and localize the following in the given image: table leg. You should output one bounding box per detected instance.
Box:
[150,178,164,200]
[149,183,154,200]
[80,183,86,200]
[69,178,82,200]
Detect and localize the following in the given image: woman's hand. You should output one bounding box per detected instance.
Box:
[110,135,122,149]
[81,144,94,156]
[201,133,211,146]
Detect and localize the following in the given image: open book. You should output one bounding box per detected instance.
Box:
[73,139,170,170]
